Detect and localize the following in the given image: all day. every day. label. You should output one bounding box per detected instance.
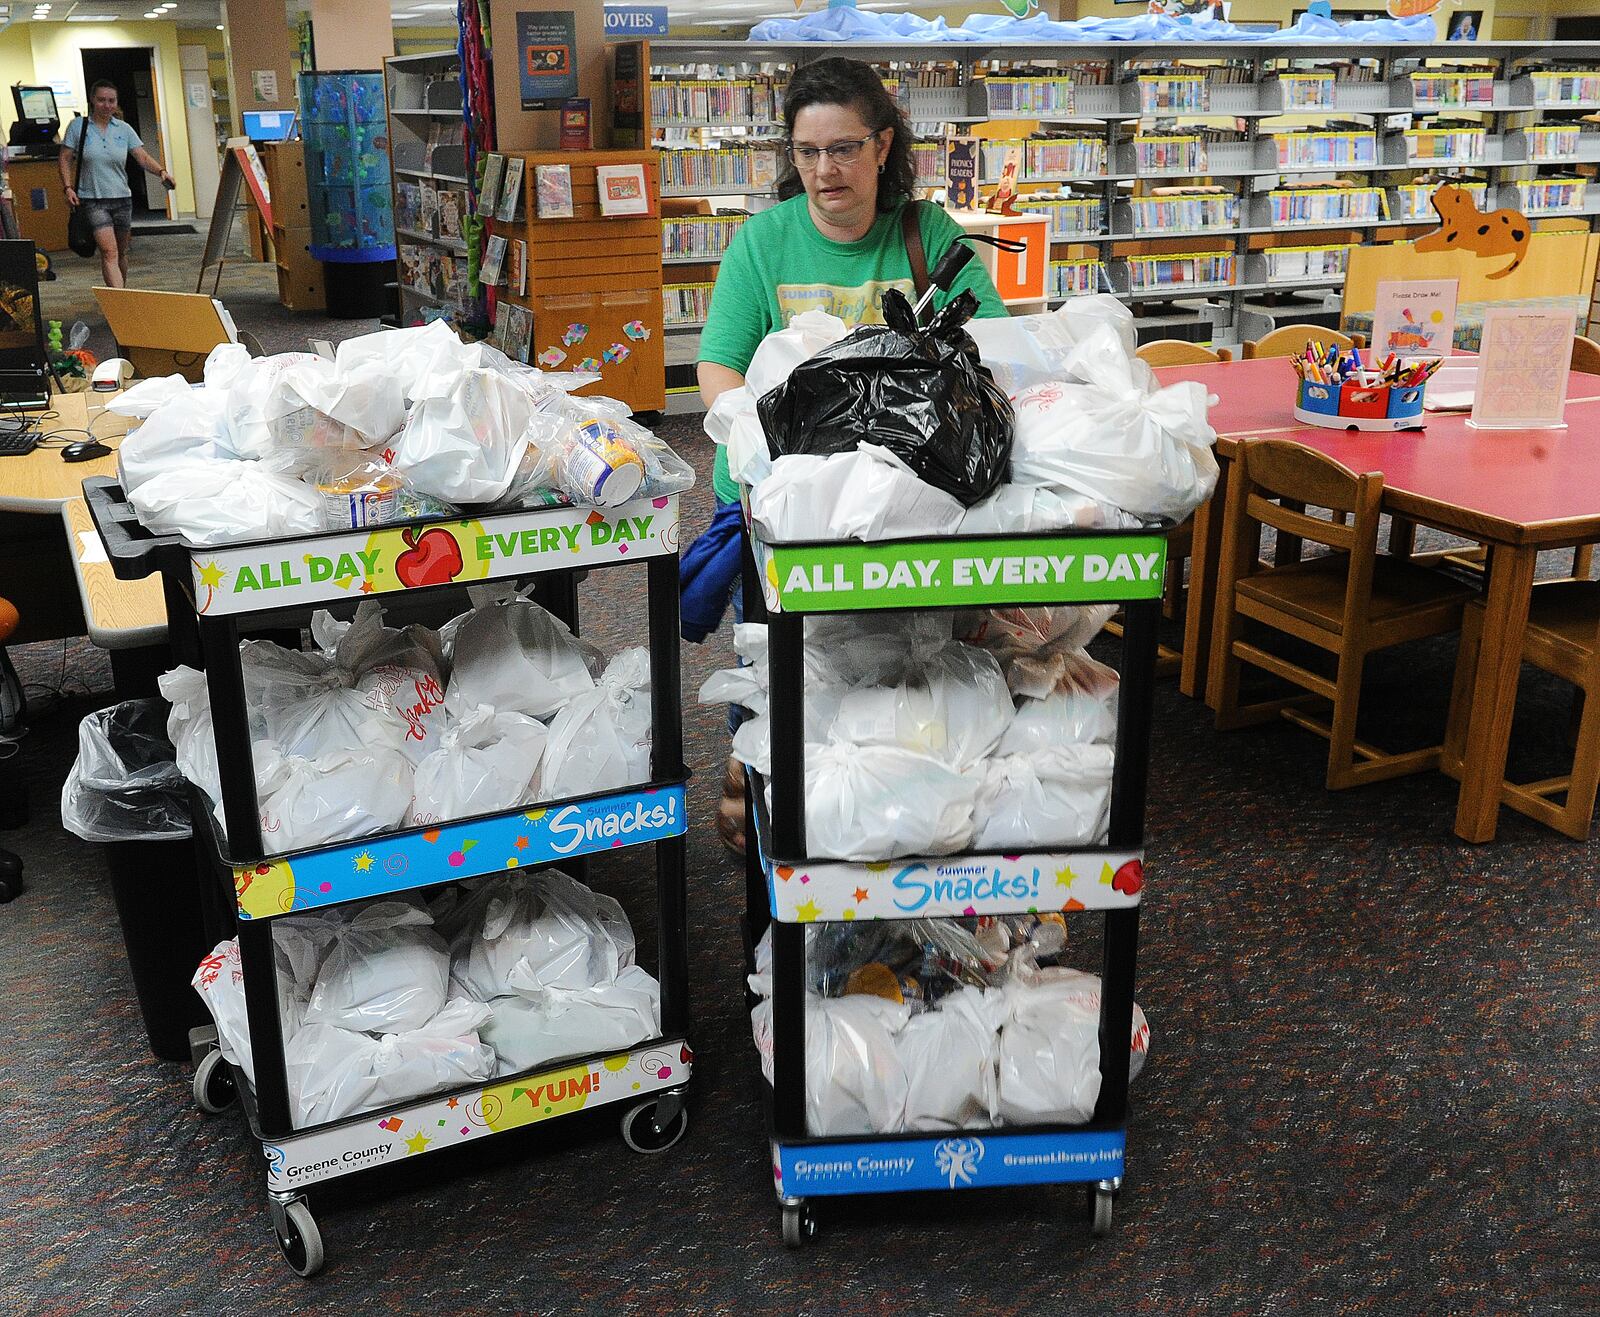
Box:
[766,534,1168,611]
[187,497,680,615]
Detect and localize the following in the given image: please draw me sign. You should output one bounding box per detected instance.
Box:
[766,533,1168,611]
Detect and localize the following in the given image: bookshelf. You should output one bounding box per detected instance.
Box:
[648,38,1600,358]
[384,49,473,328]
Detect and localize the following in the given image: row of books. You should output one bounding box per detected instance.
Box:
[490,302,533,365]
[1049,259,1103,298]
[973,61,1111,87]
[650,77,782,125]
[1134,135,1210,173]
[659,146,780,194]
[980,137,1107,179]
[1395,180,1481,219]
[480,234,529,294]
[1016,195,1104,238]
[1276,72,1337,110]
[396,180,468,240]
[1410,72,1496,108]
[1127,251,1233,291]
[1130,190,1239,233]
[662,215,747,260]
[399,243,470,303]
[1524,124,1584,160]
[982,76,1077,116]
[1531,69,1600,104]
[1268,185,1387,225]
[1402,127,1486,164]
[1138,74,1210,115]
[1515,177,1588,212]
[664,282,715,327]
[912,141,946,188]
[1276,131,1378,168]
[1262,244,1352,281]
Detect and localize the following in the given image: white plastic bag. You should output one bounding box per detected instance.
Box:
[117,388,235,496]
[538,647,652,797]
[969,745,1115,851]
[391,366,536,504]
[1008,324,1219,520]
[482,965,661,1075]
[752,993,911,1136]
[106,373,191,419]
[800,742,977,860]
[747,309,850,397]
[192,939,256,1086]
[957,605,1117,663]
[262,356,407,455]
[997,969,1150,1125]
[409,705,547,826]
[255,742,414,851]
[128,459,325,545]
[997,648,1120,752]
[750,445,966,543]
[443,585,602,720]
[449,869,636,1002]
[333,320,465,401]
[310,603,448,764]
[831,642,1013,772]
[955,483,1137,536]
[897,986,1004,1132]
[303,901,450,1033]
[704,384,772,490]
[243,644,409,763]
[965,295,1137,395]
[286,997,495,1126]
[217,352,327,467]
[158,665,225,804]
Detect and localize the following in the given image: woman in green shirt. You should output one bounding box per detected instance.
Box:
[694,56,1007,850]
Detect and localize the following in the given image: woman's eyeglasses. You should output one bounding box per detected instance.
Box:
[784,131,881,170]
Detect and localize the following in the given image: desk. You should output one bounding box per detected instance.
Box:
[0,391,142,650]
[1166,357,1600,842]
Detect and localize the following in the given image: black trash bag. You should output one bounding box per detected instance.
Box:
[756,288,1013,508]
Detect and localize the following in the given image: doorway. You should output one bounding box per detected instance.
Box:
[79,47,170,220]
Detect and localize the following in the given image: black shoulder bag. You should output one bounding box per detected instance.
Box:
[66,120,97,258]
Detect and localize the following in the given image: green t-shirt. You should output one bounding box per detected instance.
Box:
[698,195,1008,503]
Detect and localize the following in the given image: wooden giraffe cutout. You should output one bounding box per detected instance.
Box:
[1414,182,1530,280]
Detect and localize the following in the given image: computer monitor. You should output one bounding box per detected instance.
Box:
[242,110,296,142]
[14,84,58,125]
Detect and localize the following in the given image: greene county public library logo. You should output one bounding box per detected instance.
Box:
[934,1137,985,1188]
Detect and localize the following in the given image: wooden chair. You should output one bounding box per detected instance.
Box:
[1103,516,1193,677]
[1443,580,1600,840]
[1135,340,1233,367]
[1241,325,1366,361]
[1571,334,1600,377]
[1210,440,1474,789]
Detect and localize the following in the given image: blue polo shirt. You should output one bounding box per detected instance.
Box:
[64,116,142,199]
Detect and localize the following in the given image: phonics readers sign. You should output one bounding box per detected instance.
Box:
[767,534,1168,610]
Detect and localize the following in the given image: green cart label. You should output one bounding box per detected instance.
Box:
[765,534,1167,611]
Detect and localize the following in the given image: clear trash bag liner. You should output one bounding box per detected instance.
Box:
[61,698,191,842]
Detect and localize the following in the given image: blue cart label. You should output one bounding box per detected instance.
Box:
[264,1039,690,1191]
[773,1129,1125,1197]
[189,495,680,615]
[234,784,686,919]
[764,844,1144,922]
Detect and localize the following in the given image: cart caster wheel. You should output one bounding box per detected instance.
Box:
[192,1049,236,1114]
[620,1098,688,1154]
[1088,1187,1115,1238]
[781,1202,817,1249]
[275,1200,324,1278]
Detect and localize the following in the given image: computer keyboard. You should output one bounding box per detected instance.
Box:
[0,426,38,457]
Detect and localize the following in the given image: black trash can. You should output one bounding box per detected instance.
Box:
[62,700,208,1062]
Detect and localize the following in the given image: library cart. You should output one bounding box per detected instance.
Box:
[741,520,1164,1246]
[85,477,692,1276]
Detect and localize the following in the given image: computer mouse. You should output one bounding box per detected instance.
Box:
[62,440,112,463]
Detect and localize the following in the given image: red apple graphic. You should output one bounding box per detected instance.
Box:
[1111,859,1144,896]
[395,527,464,588]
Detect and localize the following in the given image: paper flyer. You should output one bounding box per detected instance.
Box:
[1470,307,1573,429]
[1370,279,1458,358]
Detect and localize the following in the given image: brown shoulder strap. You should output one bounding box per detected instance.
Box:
[900,200,930,300]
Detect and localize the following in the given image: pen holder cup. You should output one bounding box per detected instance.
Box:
[1294,378,1426,431]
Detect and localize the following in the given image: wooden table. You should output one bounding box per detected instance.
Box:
[0,392,165,675]
[1162,357,1600,844]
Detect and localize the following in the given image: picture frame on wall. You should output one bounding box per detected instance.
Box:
[1448,10,1482,40]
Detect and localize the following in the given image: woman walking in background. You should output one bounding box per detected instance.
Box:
[59,80,174,289]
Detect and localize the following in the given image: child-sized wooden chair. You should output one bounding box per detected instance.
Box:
[1210,439,1474,789]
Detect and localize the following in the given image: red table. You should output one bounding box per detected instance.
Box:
[1160,357,1600,843]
